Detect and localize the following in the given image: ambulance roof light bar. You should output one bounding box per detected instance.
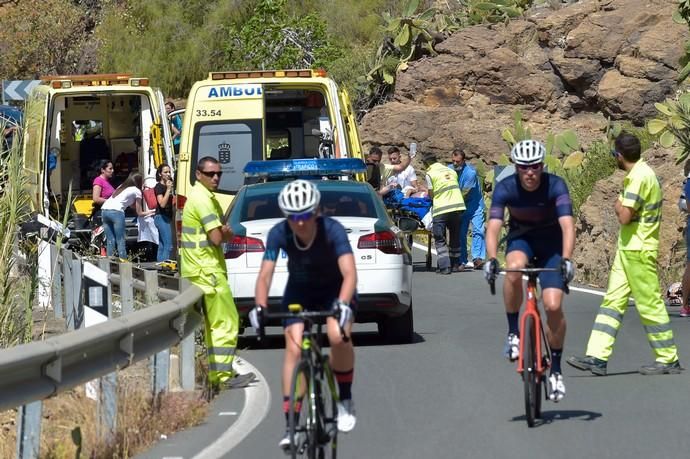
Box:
[210,68,328,80]
[39,73,151,89]
[243,158,365,179]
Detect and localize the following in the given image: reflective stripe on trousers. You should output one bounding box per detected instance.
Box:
[189,273,240,383]
[586,250,678,363]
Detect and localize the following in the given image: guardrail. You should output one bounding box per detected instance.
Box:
[4,241,202,458]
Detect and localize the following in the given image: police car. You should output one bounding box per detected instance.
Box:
[225,159,415,344]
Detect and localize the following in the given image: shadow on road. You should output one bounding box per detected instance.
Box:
[568,370,639,377]
[413,262,433,273]
[238,331,426,350]
[511,409,602,426]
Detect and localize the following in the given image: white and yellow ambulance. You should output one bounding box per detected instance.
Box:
[22,73,175,223]
[174,69,365,222]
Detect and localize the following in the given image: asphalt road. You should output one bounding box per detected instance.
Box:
[140,249,690,459]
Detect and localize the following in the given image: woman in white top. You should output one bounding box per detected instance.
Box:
[101,172,155,257]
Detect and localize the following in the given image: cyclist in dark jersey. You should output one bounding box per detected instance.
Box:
[249,179,357,452]
[483,140,576,402]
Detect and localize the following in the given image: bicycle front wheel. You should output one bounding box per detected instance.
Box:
[289,361,318,458]
[522,315,540,427]
[317,364,339,459]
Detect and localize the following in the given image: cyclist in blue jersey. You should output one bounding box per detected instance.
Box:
[483,140,576,402]
[249,179,357,452]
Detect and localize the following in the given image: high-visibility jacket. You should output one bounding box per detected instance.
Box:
[426,162,465,217]
[618,160,662,251]
[179,182,226,278]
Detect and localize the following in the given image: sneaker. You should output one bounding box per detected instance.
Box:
[219,372,256,390]
[278,430,304,453]
[473,258,484,270]
[503,333,519,362]
[680,306,690,317]
[566,355,607,376]
[639,360,682,375]
[548,372,565,402]
[464,261,475,270]
[336,399,356,432]
[438,267,452,275]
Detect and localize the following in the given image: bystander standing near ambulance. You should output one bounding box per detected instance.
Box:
[179,156,256,395]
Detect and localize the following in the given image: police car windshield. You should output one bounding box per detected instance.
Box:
[239,187,378,221]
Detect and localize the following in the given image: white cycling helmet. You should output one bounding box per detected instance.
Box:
[278,179,321,216]
[510,140,546,166]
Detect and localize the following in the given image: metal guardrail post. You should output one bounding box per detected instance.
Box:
[179,278,196,390]
[71,257,83,329]
[99,372,117,446]
[15,400,42,459]
[145,270,169,395]
[97,257,116,445]
[37,240,51,311]
[98,258,113,318]
[50,244,62,319]
[119,262,134,315]
[63,249,74,330]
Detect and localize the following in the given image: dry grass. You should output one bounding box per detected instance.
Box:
[0,361,208,458]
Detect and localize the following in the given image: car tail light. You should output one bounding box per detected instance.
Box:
[225,235,265,259]
[357,231,403,254]
[175,194,187,243]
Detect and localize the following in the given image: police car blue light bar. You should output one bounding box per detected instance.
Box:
[244,158,366,178]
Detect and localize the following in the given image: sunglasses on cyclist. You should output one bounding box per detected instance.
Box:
[199,170,223,178]
[287,211,315,222]
[516,163,543,171]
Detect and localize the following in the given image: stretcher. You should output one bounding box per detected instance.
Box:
[386,205,433,270]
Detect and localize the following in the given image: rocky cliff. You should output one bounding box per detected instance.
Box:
[359,0,689,287]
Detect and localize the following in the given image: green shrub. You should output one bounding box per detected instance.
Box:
[0,119,34,348]
[562,140,617,215]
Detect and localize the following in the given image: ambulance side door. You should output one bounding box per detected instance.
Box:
[153,89,175,170]
[22,89,50,214]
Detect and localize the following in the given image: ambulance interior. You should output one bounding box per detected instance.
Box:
[264,88,338,160]
[48,93,156,219]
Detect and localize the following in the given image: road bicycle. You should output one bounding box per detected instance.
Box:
[259,304,346,458]
[488,266,569,427]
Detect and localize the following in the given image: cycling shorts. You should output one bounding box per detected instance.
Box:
[506,235,565,290]
[281,284,358,327]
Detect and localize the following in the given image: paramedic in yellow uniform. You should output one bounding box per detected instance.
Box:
[180,156,256,393]
[568,133,681,376]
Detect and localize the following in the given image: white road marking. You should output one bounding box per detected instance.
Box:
[218,411,238,416]
[192,359,271,459]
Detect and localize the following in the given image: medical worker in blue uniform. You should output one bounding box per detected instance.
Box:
[449,149,486,269]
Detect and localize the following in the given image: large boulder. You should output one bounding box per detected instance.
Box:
[360,0,687,162]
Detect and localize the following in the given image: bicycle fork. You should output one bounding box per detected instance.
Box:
[516,288,551,377]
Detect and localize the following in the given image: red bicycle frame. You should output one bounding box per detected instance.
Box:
[516,276,549,376]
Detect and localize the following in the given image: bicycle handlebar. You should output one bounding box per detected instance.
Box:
[256,308,350,343]
[487,267,570,295]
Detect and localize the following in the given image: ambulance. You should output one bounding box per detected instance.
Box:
[22,74,175,227]
[174,69,366,221]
